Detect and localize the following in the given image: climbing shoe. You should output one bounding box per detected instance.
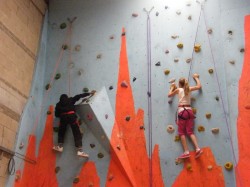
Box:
[77,151,89,158]
[195,149,203,158]
[53,145,63,152]
[178,152,190,159]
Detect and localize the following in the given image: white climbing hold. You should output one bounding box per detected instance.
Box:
[168,78,175,83]
[174,58,179,63]
[78,69,84,76]
[207,28,213,34]
[171,35,179,39]
[188,15,192,20]
[176,10,181,15]
[186,58,192,63]
[19,142,24,149]
[167,125,175,133]
[211,128,219,134]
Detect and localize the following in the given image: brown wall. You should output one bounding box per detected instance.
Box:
[0,0,47,185]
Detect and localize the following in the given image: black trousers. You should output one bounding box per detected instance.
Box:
[58,114,82,148]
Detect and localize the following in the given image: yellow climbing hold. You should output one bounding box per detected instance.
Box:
[224,162,233,171]
[192,108,197,114]
[174,135,180,142]
[177,43,183,49]
[186,163,192,171]
[197,125,205,132]
[194,44,201,52]
[206,113,212,119]
[164,69,170,75]
[207,165,213,171]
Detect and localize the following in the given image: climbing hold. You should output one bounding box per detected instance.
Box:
[97,152,104,158]
[206,113,212,119]
[174,135,180,142]
[177,43,183,49]
[165,49,169,54]
[168,78,175,83]
[88,182,94,187]
[147,92,151,97]
[55,73,61,80]
[156,12,159,16]
[165,6,168,9]
[171,35,179,39]
[87,114,93,121]
[55,166,60,173]
[188,15,192,20]
[164,69,170,75]
[108,173,114,181]
[15,170,21,181]
[62,44,68,50]
[45,84,51,90]
[197,125,205,132]
[73,177,80,184]
[19,142,24,149]
[208,68,214,74]
[101,135,105,140]
[211,128,220,134]
[194,44,201,52]
[78,69,84,76]
[191,97,196,102]
[121,81,128,88]
[207,28,213,34]
[109,86,113,90]
[132,13,138,17]
[207,165,213,171]
[47,111,52,115]
[90,143,95,148]
[168,99,173,104]
[155,61,161,66]
[83,87,89,92]
[105,114,108,119]
[186,58,192,63]
[186,163,192,171]
[133,77,137,82]
[228,30,233,35]
[53,127,59,132]
[174,58,179,63]
[96,54,102,59]
[116,145,121,150]
[68,62,74,69]
[109,35,114,40]
[121,31,126,36]
[224,162,233,171]
[186,2,191,6]
[192,108,197,114]
[167,125,175,133]
[215,96,219,101]
[125,116,131,121]
[229,60,235,65]
[176,10,181,15]
[245,105,250,110]
[240,48,245,53]
[74,44,81,51]
[140,126,145,130]
[60,23,67,29]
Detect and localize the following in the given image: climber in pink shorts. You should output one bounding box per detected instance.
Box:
[168,73,203,159]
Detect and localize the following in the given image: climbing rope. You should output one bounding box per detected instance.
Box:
[202,5,243,187]
[144,7,154,187]
[16,19,74,172]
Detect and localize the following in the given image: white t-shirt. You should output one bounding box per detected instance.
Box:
[178,88,191,112]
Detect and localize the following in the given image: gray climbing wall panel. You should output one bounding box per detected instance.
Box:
[11,0,250,186]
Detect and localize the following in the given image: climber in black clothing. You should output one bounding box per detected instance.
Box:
[53,91,95,158]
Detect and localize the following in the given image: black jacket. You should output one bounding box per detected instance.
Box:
[55,93,91,118]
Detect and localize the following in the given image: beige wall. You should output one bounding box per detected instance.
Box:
[0,0,47,185]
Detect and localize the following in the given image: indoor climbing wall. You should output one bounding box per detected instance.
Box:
[8,0,250,187]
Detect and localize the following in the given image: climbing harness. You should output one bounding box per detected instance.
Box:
[144,6,154,187]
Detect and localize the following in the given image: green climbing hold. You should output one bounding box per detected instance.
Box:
[125,116,130,121]
[55,73,61,80]
[47,111,52,115]
[62,44,68,50]
[73,177,80,184]
[53,127,59,132]
[45,84,51,90]
[60,23,67,29]
[55,166,60,173]
[97,152,104,159]
[83,87,89,93]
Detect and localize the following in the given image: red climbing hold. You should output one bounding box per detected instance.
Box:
[121,81,128,88]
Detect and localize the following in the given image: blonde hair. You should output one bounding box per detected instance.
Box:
[179,78,190,95]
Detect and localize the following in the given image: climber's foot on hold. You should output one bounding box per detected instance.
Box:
[195,149,203,159]
[77,150,89,158]
[53,145,63,153]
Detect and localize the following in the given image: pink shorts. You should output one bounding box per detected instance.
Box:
[177,109,195,136]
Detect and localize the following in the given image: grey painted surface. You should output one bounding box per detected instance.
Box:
[10,0,250,187]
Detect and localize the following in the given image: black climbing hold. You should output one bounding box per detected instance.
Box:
[55,166,60,173]
[45,84,51,90]
[133,77,136,82]
[147,92,151,97]
[165,6,168,9]
[62,44,68,50]
[116,145,121,150]
[90,143,95,148]
[125,116,130,121]
[155,61,161,66]
[60,23,67,29]
[83,87,89,93]
[97,152,104,158]
[47,111,51,115]
[55,73,61,80]
[109,86,113,90]
[96,54,102,59]
[240,48,245,53]
[121,32,126,36]
[53,127,59,132]
[228,30,233,35]
[156,12,159,16]
[73,177,80,184]
[215,96,219,101]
